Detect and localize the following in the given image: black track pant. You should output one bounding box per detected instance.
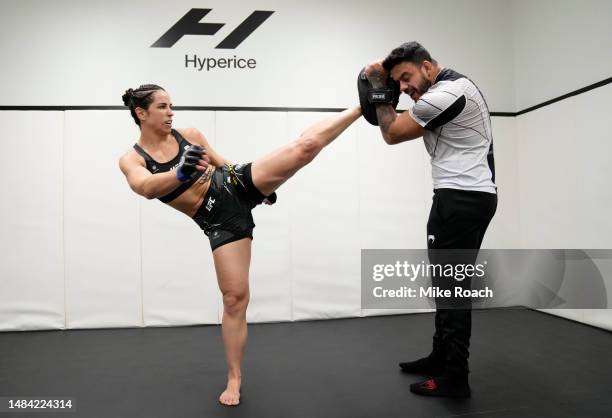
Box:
[426,188,497,378]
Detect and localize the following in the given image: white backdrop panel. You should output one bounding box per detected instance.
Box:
[570,85,612,247]
[64,111,142,329]
[215,111,292,322]
[357,119,432,317]
[139,112,219,326]
[483,117,519,248]
[288,112,361,320]
[357,120,428,249]
[517,101,575,248]
[0,112,65,331]
[553,87,612,330]
[516,86,612,330]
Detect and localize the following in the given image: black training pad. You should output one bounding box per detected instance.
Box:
[357,67,400,126]
[1,309,611,418]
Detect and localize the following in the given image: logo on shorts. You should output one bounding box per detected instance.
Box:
[428,235,436,244]
[206,197,216,211]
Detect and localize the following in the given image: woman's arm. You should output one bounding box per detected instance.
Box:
[118,146,208,199]
[119,153,181,199]
[180,128,232,167]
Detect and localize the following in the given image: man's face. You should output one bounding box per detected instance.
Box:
[138,90,174,133]
[390,61,432,102]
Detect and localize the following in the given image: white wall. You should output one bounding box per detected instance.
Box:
[1,0,611,332]
[0,0,514,111]
[511,0,612,111]
[511,0,612,330]
[0,0,519,331]
[516,84,612,330]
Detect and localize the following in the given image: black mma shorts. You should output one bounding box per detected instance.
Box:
[192,163,268,251]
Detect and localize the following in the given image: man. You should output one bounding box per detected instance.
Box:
[364,41,497,397]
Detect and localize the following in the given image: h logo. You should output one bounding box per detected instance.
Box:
[151,9,274,49]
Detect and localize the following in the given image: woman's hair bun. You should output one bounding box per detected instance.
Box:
[122,88,134,107]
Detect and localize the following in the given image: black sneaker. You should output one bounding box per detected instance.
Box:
[410,376,471,398]
[399,356,444,375]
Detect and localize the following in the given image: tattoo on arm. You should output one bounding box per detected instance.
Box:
[368,70,386,89]
[197,166,214,184]
[375,104,397,134]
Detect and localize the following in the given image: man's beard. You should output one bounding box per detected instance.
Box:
[417,78,432,94]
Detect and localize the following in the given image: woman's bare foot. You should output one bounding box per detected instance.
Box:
[219,376,241,406]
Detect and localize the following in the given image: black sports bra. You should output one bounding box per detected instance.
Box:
[133,129,200,203]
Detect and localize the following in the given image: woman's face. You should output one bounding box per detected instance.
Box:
[139,90,174,133]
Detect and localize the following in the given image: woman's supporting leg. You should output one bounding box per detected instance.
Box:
[212,238,252,406]
[251,106,361,196]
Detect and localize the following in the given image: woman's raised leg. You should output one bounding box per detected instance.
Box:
[251,106,361,196]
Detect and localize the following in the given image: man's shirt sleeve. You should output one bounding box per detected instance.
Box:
[409,88,467,130]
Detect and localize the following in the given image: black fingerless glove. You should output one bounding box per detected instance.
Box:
[176,145,205,182]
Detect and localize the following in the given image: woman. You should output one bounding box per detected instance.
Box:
[119,84,361,406]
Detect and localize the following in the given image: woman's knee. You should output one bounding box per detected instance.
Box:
[223,290,249,314]
[294,135,320,165]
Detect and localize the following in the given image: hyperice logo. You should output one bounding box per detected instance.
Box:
[152,8,274,72]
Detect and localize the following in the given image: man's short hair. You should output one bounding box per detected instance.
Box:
[382,41,436,71]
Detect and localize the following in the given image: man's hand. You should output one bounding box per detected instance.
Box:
[364,59,388,88]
